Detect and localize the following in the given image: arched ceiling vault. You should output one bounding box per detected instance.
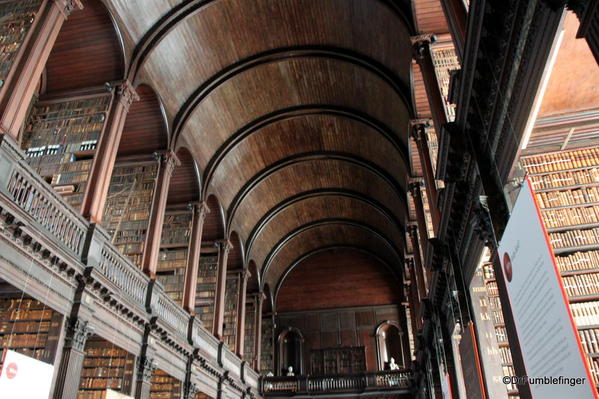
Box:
[105,0,415,288]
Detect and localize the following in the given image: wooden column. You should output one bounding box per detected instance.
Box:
[182,201,210,313]
[80,81,139,223]
[406,258,424,330]
[439,0,467,61]
[410,122,441,231]
[406,280,421,335]
[135,357,156,399]
[408,225,429,297]
[254,292,265,371]
[52,318,93,399]
[409,181,430,255]
[212,239,232,339]
[141,151,180,278]
[0,0,83,140]
[236,269,250,357]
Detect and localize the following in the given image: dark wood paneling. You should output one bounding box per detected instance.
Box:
[276,248,402,312]
[228,232,243,270]
[202,195,225,243]
[45,0,124,92]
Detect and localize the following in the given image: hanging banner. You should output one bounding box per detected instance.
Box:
[0,350,54,398]
[498,178,597,398]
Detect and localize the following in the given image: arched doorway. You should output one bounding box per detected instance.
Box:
[376,321,404,370]
[277,327,304,376]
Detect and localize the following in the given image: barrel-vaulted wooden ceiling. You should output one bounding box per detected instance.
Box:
[94,0,416,295]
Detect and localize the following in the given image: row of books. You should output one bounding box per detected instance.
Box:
[530,169,599,191]
[571,301,599,326]
[499,346,513,364]
[0,320,50,333]
[0,308,53,320]
[579,329,599,354]
[521,148,599,174]
[491,309,505,325]
[486,281,499,296]
[244,301,256,361]
[1,333,48,348]
[550,228,599,249]
[557,251,599,273]
[150,370,182,398]
[588,357,599,385]
[0,0,41,80]
[83,357,130,368]
[562,274,599,297]
[543,206,599,229]
[196,256,218,327]
[495,326,508,343]
[223,277,239,352]
[80,378,122,390]
[0,298,47,309]
[537,186,599,208]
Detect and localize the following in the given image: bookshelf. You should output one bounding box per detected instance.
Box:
[430,45,459,122]
[77,336,135,399]
[21,94,112,210]
[260,316,274,375]
[521,145,599,387]
[102,161,158,267]
[150,369,181,399]
[244,297,256,362]
[0,282,62,368]
[195,255,218,328]
[0,0,43,86]
[157,209,192,304]
[223,274,239,352]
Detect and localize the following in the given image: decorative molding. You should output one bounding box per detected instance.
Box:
[54,0,83,18]
[64,318,93,351]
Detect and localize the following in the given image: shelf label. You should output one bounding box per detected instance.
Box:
[498,178,597,398]
[0,350,54,398]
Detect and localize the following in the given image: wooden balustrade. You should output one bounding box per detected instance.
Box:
[98,244,149,305]
[262,370,411,395]
[151,281,190,336]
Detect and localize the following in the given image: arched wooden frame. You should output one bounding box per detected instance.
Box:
[276,327,305,376]
[375,320,404,370]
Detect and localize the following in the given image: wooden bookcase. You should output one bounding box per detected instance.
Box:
[244,297,256,362]
[0,281,62,368]
[102,160,158,268]
[0,0,43,85]
[150,369,181,399]
[157,208,192,304]
[521,146,599,387]
[310,346,366,375]
[22,93,112,210]
[260,316,274,374]
[195,255,218,329]
[77,336,135,399]
[223,274,239,352]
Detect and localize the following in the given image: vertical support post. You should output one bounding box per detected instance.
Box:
[52,318,93,399]
[236,269,250,357]
[141,150,180,278]
[0,0,83,140]
[135,357,156,399]
[409,181,430,255]
[80,81,139,222]
[182,202,210,313]
[213,239,232,339]
[406,258,423,330]
[408,225,429,297]
[254,292,265,371]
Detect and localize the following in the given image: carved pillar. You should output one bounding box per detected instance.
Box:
[410,122,441,231]
[408,225,429,298]
[406,258,423,330]
[439,0,467,61]
[236,269,250,357]
[135,357,156,399]
[0,0,83,140]
[409,181,430,255]
[212,239,233,339]
[254,292,265,371]
[80,81,139,223]
[182,202,210,313]
[185,382,201,399]
[141,151,180,278]
[52,318,93,399]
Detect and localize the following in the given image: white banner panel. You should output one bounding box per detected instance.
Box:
[0,350,54,398]
[498,178,596,398]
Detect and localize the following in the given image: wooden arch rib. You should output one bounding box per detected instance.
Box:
[245,195,406,274]
[171,47,413,145]
[244,189,405,264]
[202,106,409,195]
[126,0,415,80]
[273,245,403,306]
[261,221,403,290]
[223,154,408,235]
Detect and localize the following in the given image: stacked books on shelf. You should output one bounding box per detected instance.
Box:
[22,94,111,209]
[0,0,42,85]
[77,337,135,399]
[157,210,192,304]
[521,146,599,386]
[223,275,239,352]
[195,255,218,329]
[102,162,158,267]
[244,298,256,362]
[149,369,181,399]
[260,317,274,374]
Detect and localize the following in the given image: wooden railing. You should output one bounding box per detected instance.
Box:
[262,370,411,396]
[98,244,149,305]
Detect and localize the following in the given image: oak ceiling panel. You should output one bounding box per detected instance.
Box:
[246,195,404,272]
[181,58,411,171]
[228,159,406,244]
[412,0,448,34]
[138,0,412,118]
[263,223,400,290]
[107,0,181,43]
[208,114,408,210]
